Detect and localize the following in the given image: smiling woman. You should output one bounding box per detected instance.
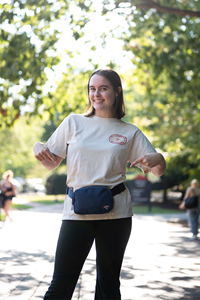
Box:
[88,75,118,117]
[33,68,166,300]
[85,68,125,119]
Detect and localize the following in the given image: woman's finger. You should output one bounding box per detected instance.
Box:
[35,149,57,163]
[130,156,145,168]
[130,153,162,169]
[47,152,57,163]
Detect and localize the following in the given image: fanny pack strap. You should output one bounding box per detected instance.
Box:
[66,183,125,199]
[110,183,126,196]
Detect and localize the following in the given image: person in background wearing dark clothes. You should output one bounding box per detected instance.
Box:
[179,179,200,240]
[1,170,16,222]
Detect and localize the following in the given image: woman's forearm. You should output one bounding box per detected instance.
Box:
[39,158,62,171]
[150,154,166,177]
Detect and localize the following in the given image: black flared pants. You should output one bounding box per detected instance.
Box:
[44,217,132,300]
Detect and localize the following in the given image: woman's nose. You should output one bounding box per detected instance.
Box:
[94,89,100,96]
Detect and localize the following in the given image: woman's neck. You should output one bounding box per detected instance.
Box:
[94,111,115,118]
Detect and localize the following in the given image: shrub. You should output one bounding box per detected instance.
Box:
[45,174,67,195]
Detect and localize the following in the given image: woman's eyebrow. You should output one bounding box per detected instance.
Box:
[89,85,109,88]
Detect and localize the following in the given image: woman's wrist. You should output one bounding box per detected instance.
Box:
[151,154,166,177]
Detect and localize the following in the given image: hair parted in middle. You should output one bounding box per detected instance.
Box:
[84,69,126,119]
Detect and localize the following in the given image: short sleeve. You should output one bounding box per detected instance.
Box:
[45,116,73,159]
[128,129,157,167]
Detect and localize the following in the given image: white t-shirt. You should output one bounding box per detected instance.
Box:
[45,114,156,220]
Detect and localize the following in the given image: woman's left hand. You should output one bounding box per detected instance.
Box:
[130,153,166,176]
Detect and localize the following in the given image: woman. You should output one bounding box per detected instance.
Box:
[179,179,200,240]
[33,69,166,299]
[1,170,16,222]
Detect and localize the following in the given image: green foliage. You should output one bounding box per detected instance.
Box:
[132,205,184,215]
[0,64,93,181]
[0,0,91,128]
[100,0,200,182]
[41,120,57,142]
[0,117,46,179]
[45,173,67,195]
[11,203,33,210]
[43,67,93,124]
[30,199,64,205]
[21,194,65,201]
[102,0,200,18]
[2,0,200,185]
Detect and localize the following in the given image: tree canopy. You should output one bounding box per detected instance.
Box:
[0,117,46,178]
[42,66,91,124]
[99,0,200,181]
[0,0,91,127]
[102,0,200,17]
[1,0,200,183]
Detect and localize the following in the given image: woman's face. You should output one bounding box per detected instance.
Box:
[89,74,119,118]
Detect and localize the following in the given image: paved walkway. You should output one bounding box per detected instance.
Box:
[0,203,200,300]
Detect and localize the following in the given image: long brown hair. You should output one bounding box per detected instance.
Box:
[84,69,126,119]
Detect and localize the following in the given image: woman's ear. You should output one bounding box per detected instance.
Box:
[115,86,122,97]
[118,86,122,94]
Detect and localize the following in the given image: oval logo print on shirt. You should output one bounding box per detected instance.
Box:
[109,134,127,145]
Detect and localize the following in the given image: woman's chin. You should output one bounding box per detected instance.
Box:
[93,104,105,111]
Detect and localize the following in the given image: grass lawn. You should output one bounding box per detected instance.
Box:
[19,194,65,205]
[12,203,33,210]
[32,200,64,205]
[15,194,185,214]
[133,205,185,214]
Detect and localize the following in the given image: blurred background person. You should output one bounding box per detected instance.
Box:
[179,179,200,240]
[1,170,16,222]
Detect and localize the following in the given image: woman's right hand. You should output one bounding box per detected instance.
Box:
[33,142,57,164]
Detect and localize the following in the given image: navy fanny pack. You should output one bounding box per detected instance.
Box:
[67,183,125,215]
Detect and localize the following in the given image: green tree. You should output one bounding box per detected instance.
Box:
[42,61,121,124]
[99,0,200,181]
[0,0,91,127]
[42,66,94,124]
[102,1,200,17]
[0,117,47,179]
